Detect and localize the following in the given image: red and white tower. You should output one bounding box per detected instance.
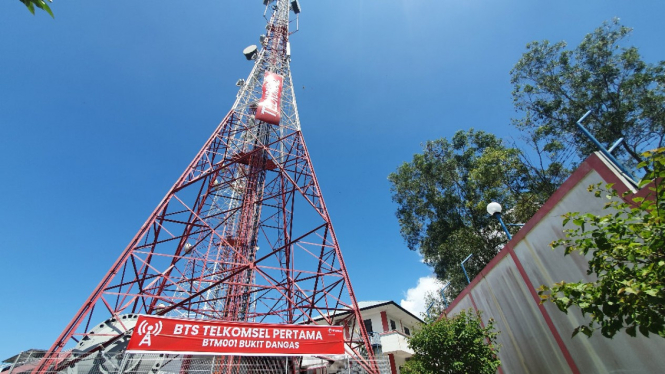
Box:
[33,1,378,373]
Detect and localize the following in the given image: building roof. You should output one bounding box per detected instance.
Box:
[2,349,46,364]
[356,300,390,309]
[357,300,423,323]
[313,300,423,324]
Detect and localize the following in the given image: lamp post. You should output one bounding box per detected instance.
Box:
[487,202,512,241]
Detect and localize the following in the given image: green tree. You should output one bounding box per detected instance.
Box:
[511,19,665,170]
[389,129,546,299]
[402,309,501,374]
[20,0,54,17]
[539,148,665,339]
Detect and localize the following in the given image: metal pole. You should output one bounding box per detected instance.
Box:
[461,254,473,284]
[495,213,512,241]
[608,137,624,153]
[426,300,436,319]
[426,281,451,318]
[575,111,637,184]
[440,282,450,308]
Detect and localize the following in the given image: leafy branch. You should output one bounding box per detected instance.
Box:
[402,309,501,374]
[20,0,54,17]
[539,148,665,339]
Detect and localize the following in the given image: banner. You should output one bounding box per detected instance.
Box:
[255,72,284,125]
[126,315,345,356]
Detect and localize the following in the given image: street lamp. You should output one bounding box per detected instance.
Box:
[487,202,512,241]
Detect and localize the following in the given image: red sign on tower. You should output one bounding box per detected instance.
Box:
[127,315,345,356]
[255,72,284,125]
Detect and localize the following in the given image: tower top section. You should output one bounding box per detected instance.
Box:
[233,0,303,130]
[250,0,301,72]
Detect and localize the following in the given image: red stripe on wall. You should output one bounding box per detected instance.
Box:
[469,292,478,311]
[381,311,389,332]
[468,293,505,374]
[509,249,581,374]
[388,353,397,374]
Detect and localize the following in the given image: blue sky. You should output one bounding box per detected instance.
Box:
[1,0,663,360]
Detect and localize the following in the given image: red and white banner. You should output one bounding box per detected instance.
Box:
[255,72,284,125]
[126,315,344,356]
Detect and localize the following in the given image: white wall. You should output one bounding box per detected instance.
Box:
[446,153,665,374]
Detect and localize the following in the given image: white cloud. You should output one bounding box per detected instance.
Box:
[400,276,443,317]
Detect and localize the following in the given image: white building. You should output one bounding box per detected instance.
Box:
[306,300,423,374]
[356,301,422,374]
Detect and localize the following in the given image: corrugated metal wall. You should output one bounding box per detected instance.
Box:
[446,153,665,374]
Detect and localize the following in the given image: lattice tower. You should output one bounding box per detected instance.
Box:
[34,1,378,373]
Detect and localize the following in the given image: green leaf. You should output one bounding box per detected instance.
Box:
[41,1,54,18]
[581,326,593,338]
[626,325,637,337]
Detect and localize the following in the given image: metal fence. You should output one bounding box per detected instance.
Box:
[5,351,391,374]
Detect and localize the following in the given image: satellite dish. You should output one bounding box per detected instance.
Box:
[243,45,258,60]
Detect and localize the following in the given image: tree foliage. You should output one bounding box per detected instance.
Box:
[422,289,448,324]
[511,19,665,170]
[20,0,54,17]
[389,129,546,298]
[402,309,501,374]
[390,19,663,308]
[540,148,665,339]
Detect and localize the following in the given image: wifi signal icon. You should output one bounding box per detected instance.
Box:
[138,320,163,336]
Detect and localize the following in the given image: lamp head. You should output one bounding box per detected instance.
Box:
[487,202,502,216]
